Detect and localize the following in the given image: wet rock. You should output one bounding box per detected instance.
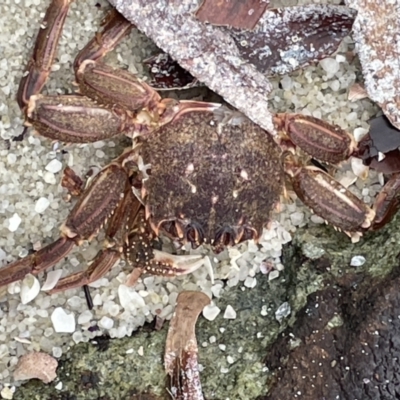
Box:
[262,269,400,399]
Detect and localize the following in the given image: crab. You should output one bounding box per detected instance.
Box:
[1,0,400,294]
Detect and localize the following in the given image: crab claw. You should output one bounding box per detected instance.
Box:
[150,251,212,277]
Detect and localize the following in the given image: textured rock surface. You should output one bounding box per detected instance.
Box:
[12,214,400,399]
[346,0,400,130]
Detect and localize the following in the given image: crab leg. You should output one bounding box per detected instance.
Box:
[0,238,74,287]
[17,0,73,110]
[0,160,129,288]
[73,9,132,72]
[51,174,141,293]
[49,249,121,293]
[274,113,358,164]
[371,173,400,230]
[26,94,131,143]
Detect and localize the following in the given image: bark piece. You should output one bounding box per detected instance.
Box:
[165,291,210,400]
[109,0,355,134]
[196,0,269,30]
[346,0,400,129]
[228,6,355,75]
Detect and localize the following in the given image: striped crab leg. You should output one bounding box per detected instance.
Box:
[276,114,400,240]
[17,0,132,111]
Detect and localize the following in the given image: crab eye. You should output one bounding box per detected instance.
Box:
[185,222,204,249]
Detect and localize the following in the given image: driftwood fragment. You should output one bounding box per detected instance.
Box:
[164,291,210,400]
[109,0,355,134]
[196,0,269,30]
[346,0,400,130]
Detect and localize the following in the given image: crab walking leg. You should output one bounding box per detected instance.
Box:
[372,173,400,230]
[0,238,74,287]
[26,95,131,143]
[165,291,210,400]
[73,9,133,73]
[274,113,358,164]
[288,165,375,242]
[49,249,121,293]
[72,7,162,114]
[51,177,141,293]
[0,161,129,289]
[17,0,73,110]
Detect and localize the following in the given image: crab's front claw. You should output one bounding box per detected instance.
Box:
[124,230,213,280]
[274,113,357,164]
[150,251,209,276]
[0,237,74,287]
[287,163,375,242]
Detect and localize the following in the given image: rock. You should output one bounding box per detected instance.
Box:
[202,302,221,321]
[51,307,75,333]
[45,159,62,173]
[8,213,21,232]
[34,197,50,213]
[14,352,58,383]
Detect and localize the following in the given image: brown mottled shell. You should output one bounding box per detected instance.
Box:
[141,106,284,248]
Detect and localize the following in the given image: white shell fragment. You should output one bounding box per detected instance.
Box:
[41,270,63,291]
[51,307,76,333]
[20,274,40,305]
[13,352,58,383]
[223,305,237,319]
[0,386,15,399]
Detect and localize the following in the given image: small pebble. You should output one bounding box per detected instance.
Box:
[45,159,62,173]
[275,302,291,322]
[99,316,114,330]
[51,308,76,333]
[34,197,50,213]
[268,270,280,281]
[78,310,93,325]
[223,305,237,319]
[203,303,221,321]
[350,255,366,267]
[8,213,21,232]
